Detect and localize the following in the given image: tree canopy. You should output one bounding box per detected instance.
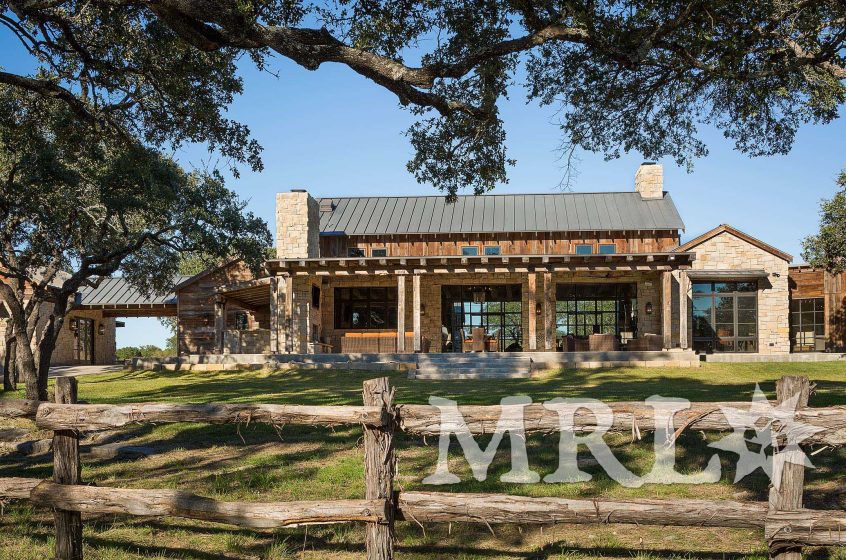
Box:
[2,0,845,197]
[0,86,270,399]
[802,170,846,273]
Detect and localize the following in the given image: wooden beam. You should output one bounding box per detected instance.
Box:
[53,377,82,560]
[363,378,396,560]
[34,403,386,431]
[527,273,537,351]
[396,276,406,352]
[768,376,811,560]
[412,274,422,352]
[6,480,385,529]
[543,272,555,351]
[398,492,767,529]
[662,271,673,350]
[679,271,689,350]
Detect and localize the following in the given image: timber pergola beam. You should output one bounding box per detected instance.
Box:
[266,252,695,276]
[73,303,177,317]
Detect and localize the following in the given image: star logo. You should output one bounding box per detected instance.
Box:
[708,384,823,488]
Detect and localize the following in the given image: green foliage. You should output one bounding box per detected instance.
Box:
[802,171,846,273]
[3,1,845,197]
[0,86,271,399]
[116,345,173,360]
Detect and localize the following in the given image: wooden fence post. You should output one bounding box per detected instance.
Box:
[768,375,810,560]
[53,377,82,560]
[363,377,396,560]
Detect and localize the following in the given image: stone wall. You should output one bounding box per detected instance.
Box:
[635,163,663,199]
[685,231,790,354]
[276,191,320,259]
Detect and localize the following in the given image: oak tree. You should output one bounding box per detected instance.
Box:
[0,88,271,400]
[802,170,846,273]
[1,1,845,198]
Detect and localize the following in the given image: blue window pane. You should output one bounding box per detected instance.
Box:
[461,246,479,256]
[599,244,616,254]
[483,246,501,255]
[575,244,593,255]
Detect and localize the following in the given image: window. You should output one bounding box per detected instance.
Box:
[483,246,501,256]
[461,246,479,256]
[555,283,637,339]
[334,287,398,329]
[234,311,249,331]
[599,244,616,255]
[372,248,387,257]
[692,282,758,353]
[441,285,522,352]
[790,298,824,352]
[575,244,593,255]
[348,247,365,257]
[311,285,321,309]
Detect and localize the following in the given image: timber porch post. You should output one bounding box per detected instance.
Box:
[412,274,421,352]
[678,271,690,350]
[214,296,226,354]
[396,275,406,352]
[543,272,555,351]
[661,271,673,350]
[527,273,537,350]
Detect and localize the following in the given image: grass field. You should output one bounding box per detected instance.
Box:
[0,362,844,560]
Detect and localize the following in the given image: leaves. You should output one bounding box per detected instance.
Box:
[2,0,846,197]
[802,171,846,274]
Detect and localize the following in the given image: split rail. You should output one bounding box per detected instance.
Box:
[0,375,844,560]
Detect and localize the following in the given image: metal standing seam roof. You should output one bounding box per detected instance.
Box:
[76,276,190,306]
[318,192,685,235]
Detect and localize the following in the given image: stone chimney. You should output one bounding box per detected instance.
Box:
[635,162,664,199]
[276,190,320,259]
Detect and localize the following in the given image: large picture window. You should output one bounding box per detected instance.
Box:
[334,287,397,329]
[790,298,824,352]
[692,281,757,353]
[555,283,637,338]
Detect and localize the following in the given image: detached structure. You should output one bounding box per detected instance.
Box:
[171,163,844,369]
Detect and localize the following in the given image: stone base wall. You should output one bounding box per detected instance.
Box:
[686,231,790,354]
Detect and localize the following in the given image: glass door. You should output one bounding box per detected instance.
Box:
[441,285,522,352]
[692,282,758,352]
[73,318,95,364]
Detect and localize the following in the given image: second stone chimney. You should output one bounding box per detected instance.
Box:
[635,162,664,199]
[276,190,320,259]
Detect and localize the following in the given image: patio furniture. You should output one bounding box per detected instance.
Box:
[339,332,420,353]
[626,333,663,351]
[573,338,590,352]
[589,333,619,351]
[471,327,486,352]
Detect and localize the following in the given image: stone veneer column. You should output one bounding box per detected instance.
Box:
[661,271,673,350]
[291,276,312,353]
[276,190,320,259]
[527,273,537,350]
[412,274,421,352]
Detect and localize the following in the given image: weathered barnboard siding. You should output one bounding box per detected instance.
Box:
[789,267,846,352]
[320,231,680,258]
[177,262,261,355]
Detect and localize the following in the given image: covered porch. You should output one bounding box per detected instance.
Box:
[250,252,696,356]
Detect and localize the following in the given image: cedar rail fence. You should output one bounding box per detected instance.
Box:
[0,375,845,560]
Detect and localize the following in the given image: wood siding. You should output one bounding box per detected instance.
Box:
[789,267,846,352]
[176,262,260,355]
[320,231,680,258]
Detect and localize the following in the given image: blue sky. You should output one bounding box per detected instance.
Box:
[2,38,844,347]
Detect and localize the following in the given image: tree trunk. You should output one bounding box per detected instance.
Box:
[16,334,43,401]
[2,330,15,392]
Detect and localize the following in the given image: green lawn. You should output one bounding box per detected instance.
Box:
[1,363,844,560]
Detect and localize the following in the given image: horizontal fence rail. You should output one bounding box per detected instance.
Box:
[0,480,843,546]
[398,402,846,446]
[0,375,844,560]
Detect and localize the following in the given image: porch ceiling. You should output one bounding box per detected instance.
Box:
[217,277,271,308]
[267,252,695,276]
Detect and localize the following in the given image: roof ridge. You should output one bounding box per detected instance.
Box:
[318,191,651,200]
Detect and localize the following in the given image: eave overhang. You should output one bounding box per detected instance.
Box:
[266,252,695,276]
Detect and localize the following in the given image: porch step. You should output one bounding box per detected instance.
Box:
[411,354,533,380]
